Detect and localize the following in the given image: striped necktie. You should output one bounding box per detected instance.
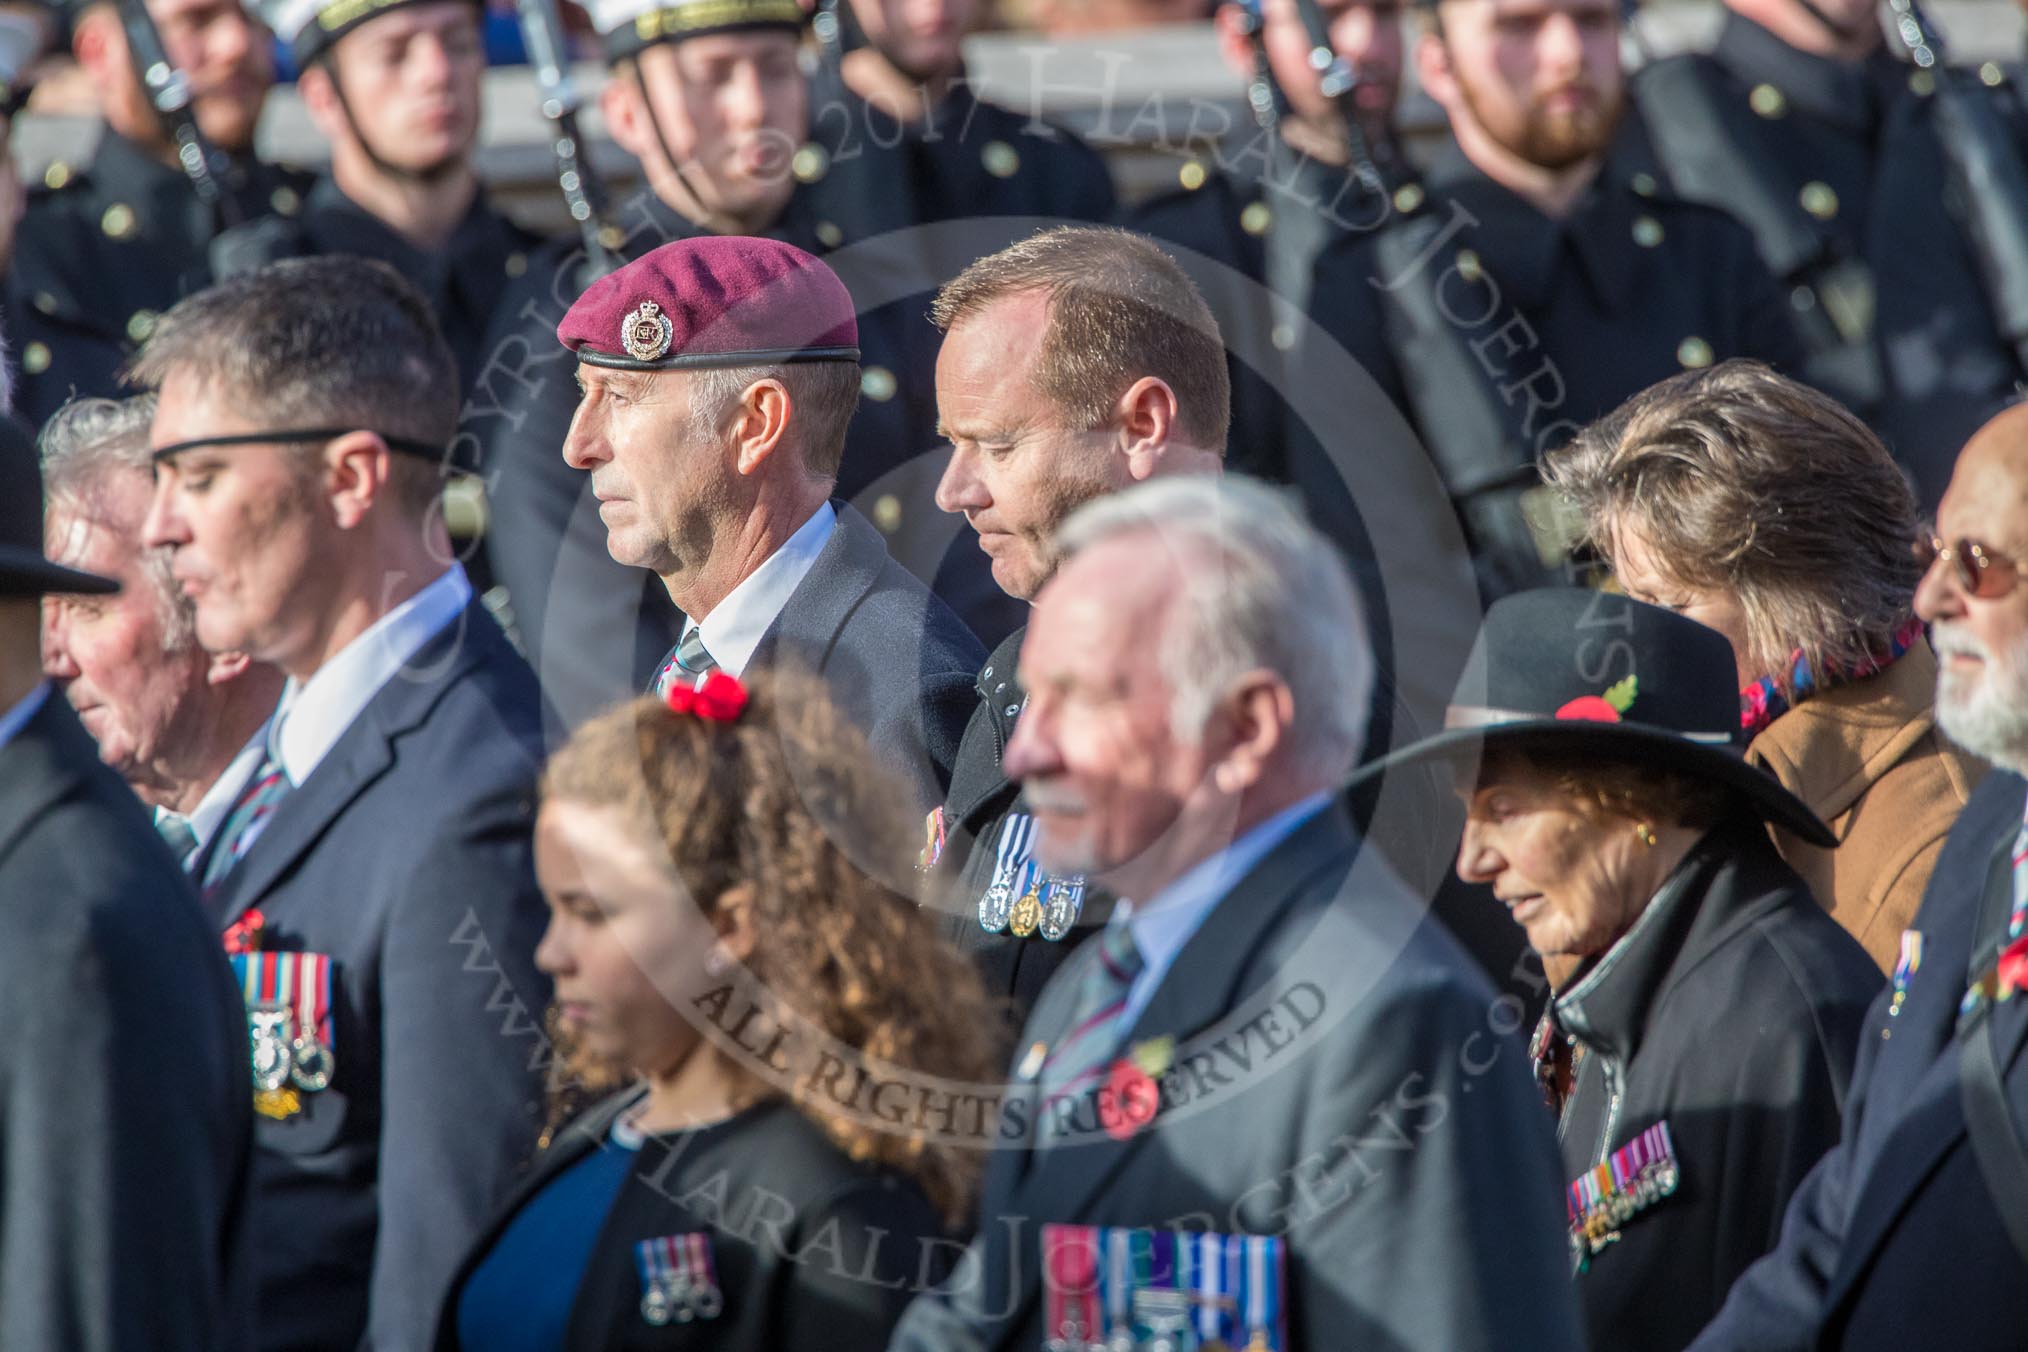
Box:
[1038,923,1146,1120]
[202,752,293,894]
[650,626,717,696]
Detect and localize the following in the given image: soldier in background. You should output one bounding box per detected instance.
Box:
[1626,0,2028,507]
[209,0,543,397]
[7,0,307,425]
[1126,0,1405,480]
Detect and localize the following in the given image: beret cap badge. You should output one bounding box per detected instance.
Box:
[622,300,675,362]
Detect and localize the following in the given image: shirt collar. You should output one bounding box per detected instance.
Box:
[0,682,51,753]
[1711,11,1888,131]
[271,566,471,785]
[1115,792,1333,1017]
[1424,142,1640,314]
[686,503,836,679]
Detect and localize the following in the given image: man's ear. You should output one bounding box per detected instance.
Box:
[324,431,395,528]
[71,7,124,80]
[732,378,792,477]
[1210,670,1294,796]
[296,61,347,142]
[205,649,254,687]
[1414,26,1456,110]
[1115,375,1179,482]
[601,69,649,160]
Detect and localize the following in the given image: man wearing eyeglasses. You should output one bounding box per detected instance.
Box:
[1691,403,2028,1349]
[135,256,551,1352]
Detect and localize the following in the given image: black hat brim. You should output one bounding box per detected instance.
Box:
[1350,719,1837,849]
[0,544,118,597]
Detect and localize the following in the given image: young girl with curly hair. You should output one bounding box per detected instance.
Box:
[435,671,1003,1351]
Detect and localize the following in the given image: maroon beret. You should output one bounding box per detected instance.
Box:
[558,236,860,373]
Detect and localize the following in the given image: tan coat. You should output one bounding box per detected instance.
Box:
[1748,638,1985,972]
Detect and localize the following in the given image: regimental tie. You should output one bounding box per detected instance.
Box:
[1038,924,1145,1123]
[155,809,199,868]
[203,749,293,895]
[651,626,718,697]
[2010,794,2028,943]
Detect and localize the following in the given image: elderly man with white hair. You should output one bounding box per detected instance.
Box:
[39,396,283,867]
[889,475,1579,1352]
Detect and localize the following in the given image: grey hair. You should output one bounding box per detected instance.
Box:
[38,393,192,651]
[1055,476,1373,784]
[685,362,862,478]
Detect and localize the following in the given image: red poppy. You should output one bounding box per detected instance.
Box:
[223,908,267,956]
[1096,1060,1160,1141]
[1997,934,2028,1000]
[665,671,749,722]
[1556,696,1623,723]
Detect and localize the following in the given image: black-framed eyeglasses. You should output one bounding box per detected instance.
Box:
[150,428,444,464]
[1914,525,2021,600]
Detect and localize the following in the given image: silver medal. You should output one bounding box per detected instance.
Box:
[248,1006,293,1092]
[1038,877,1086,941]
[289,1035,335,1092]
[978,876,1016,933]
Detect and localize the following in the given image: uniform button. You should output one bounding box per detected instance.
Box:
[32,291,56,315]
[815,220,844,248]
[1749,83,1786,118]
[1982,61,2006,88]
[1239,202,1272,236]
[860,365,896,401]
[994,682,1007,694]
[270,185,301,216]
[982,141,1021,178]
[792,144,829,184]
[1798,181,1838,220]
[21,341,49,374]
[1178,159,1207,191]
[1455,248,1484,283]
[982,666,993,680]
[598,224,626,252]
[41,160,70,191]
[504,251,528,279]
[1392,182,1425,214]
[100,202,136,239]
[125,309,157,343]
[873,493,902,532]
[1910,69,1936,96]
[1631,215,1664,248]
[1790,284,1817,313]
[1004,704,1020,717]
[1629,172,1657,198]
[1270,322,1297,351]
[1676,336,1714,369]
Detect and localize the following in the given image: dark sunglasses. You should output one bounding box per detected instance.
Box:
[1914,525,2021,599]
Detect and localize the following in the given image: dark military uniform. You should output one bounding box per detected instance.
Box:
[7,130,310,426]
[1307,141,1804,495]
[209,176,544,398]
[1125,130,1400,483]
[923,625,1106,1028]
[1628,12,2028,505]
[464,181,933,724]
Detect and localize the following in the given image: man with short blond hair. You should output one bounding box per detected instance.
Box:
[924,225,1226,1022]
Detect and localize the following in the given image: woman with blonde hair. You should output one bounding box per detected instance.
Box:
[1544,360,1983,970]
[435,670,1002,1350]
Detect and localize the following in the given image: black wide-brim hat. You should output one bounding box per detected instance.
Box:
[0,412,117,597]
[1351,588,1836,848]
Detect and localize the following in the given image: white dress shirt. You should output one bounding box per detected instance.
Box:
[1112,792,1333,1031]
[0,681,50,752]
[681,503,836,679]
[270,566,473,786]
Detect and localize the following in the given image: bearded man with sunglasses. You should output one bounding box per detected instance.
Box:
[1690,402,2028,1350]
[136,256,551,1352]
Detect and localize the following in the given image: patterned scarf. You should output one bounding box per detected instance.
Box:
[1739,617,1926,738]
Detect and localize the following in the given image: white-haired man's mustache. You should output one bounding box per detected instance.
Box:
[1931,625,1989,662]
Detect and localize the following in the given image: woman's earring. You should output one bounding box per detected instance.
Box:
[1635,823,1658,848]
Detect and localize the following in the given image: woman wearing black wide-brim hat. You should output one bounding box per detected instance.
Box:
[1352,588,1884,1352]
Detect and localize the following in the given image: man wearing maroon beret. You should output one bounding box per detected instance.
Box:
[461,0,1005,730]
[560,234,984,813]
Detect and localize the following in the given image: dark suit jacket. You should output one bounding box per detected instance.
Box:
[890,806,1583,1352]
[750,502,983,819]
[0,691,252,1351]
[195,599,553,1351]
[1690,769,2028,1351]
[435,1089,947,1350]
